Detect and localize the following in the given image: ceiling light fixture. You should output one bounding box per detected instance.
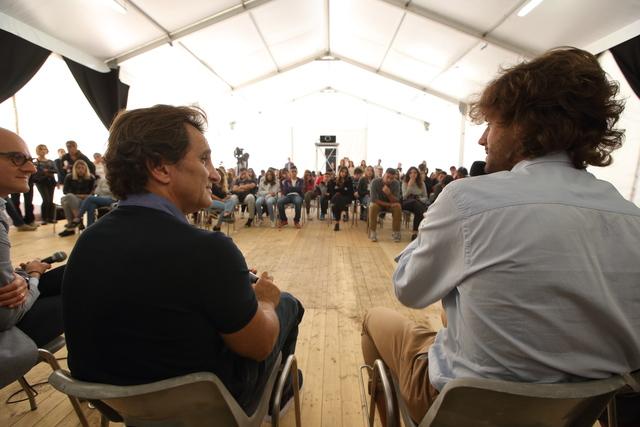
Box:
[517,0,543,17]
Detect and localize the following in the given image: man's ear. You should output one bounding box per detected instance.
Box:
[146,159,172,185]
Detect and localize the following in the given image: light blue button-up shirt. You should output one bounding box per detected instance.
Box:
[394,152,640,390]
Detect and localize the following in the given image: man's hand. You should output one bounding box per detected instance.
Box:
[392,202,401,208]
[19,259,51,277]
[253,271,280,309]
[0,274,28,308]
[382,185,391,196]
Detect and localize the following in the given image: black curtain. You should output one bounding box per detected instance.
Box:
[611,34,640,99]
[64,57,129,129]
[0,29,51,104]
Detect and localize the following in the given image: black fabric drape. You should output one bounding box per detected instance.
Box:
[611,34,640,99]
[63,57,129,129]
[0,29,51,104]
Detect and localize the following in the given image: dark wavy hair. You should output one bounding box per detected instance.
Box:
[105,105,207,199]
[403,166,420,183]
[469,47,625,169]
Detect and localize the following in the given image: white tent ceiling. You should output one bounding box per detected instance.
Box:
[1,0,639,117]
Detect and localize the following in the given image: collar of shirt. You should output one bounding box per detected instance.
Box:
[118,193,188,224]
[511,151,572,173]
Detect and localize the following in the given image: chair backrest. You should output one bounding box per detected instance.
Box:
[0,327,38,388]
[48,353,282,427]
[419,375,627,427]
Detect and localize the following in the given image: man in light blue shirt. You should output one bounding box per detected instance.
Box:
[361,47,640,425]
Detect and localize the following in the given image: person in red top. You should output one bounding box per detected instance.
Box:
[302,170,316,220]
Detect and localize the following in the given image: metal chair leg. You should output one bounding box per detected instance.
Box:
[17,376,38,410]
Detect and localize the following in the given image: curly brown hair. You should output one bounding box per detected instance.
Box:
[469,47,625,169]
[105,105,207,199]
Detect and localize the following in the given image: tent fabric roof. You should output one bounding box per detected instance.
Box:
[1,0,639,110]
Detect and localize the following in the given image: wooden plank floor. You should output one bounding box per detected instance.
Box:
[1,213,442,427]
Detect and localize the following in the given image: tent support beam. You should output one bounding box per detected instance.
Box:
[106,0,275,67]
[232,51,326,91]
[331,53,459,104]
[377,0,538,58]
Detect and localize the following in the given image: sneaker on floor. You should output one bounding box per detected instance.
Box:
[319,213,325,220]
[265,369,303,424]
[245,218,253,227]
[278,220,288,228]
[271,219,277,228]
[334,223,340,231]
[369,230,377,242]
[294,221,302,229]
[213,225,221,232]
[392,231,401,242]
[17,224,37,231]
[58,229,75,237]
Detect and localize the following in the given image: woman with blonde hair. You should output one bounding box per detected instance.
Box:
[58,160,95,236]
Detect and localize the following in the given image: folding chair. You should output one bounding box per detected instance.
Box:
[49,353,301,427]
[2,334,87,425]
[361,358,631,427]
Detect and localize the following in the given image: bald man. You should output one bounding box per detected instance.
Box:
[0,128,64,347]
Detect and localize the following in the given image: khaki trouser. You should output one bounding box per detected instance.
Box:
[368,203,401,232]
[361,307,439,423]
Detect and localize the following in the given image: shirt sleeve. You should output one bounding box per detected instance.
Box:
[198,235,258,334]
[393,187,466,308]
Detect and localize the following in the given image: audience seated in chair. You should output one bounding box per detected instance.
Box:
[58,159,95,237]
[208,167,238,232]
[277,166,304,229]
[62,105,305,417]
[232,168,257,228]
[361,48,640,426]
[0,128,64,388]
[315,171,331,220]
[256,169,279,228]
[355,166,373,221]
[328,166,354,232]
[63,164,116,235]
[401,166,429,241]
[302,170,317,221]
[368,168,402,242]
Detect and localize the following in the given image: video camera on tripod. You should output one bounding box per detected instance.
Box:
[234,147,250,172]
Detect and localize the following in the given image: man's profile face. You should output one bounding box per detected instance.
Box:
[478,115,523,173]
[0,128,36,197]
[169,125,219,214]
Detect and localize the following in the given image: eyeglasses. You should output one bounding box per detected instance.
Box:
[0,152,36,166]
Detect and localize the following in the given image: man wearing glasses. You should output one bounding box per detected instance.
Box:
[0,127,64,353]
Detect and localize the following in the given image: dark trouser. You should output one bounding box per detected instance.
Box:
[238,293,305,415]
[35,180,56,222]
[277,194,303,223]
[10,183,35,224]
[319,195,329,215]
[331,194,352,220]
[16,266,65,347]
[4,197,25,226]
[402,199,428,231]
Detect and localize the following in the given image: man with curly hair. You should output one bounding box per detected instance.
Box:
[362,47,640,425]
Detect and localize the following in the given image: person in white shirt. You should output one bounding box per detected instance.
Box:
[361,47,640,426]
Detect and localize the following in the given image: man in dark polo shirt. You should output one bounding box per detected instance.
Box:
[62,105,304,415]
